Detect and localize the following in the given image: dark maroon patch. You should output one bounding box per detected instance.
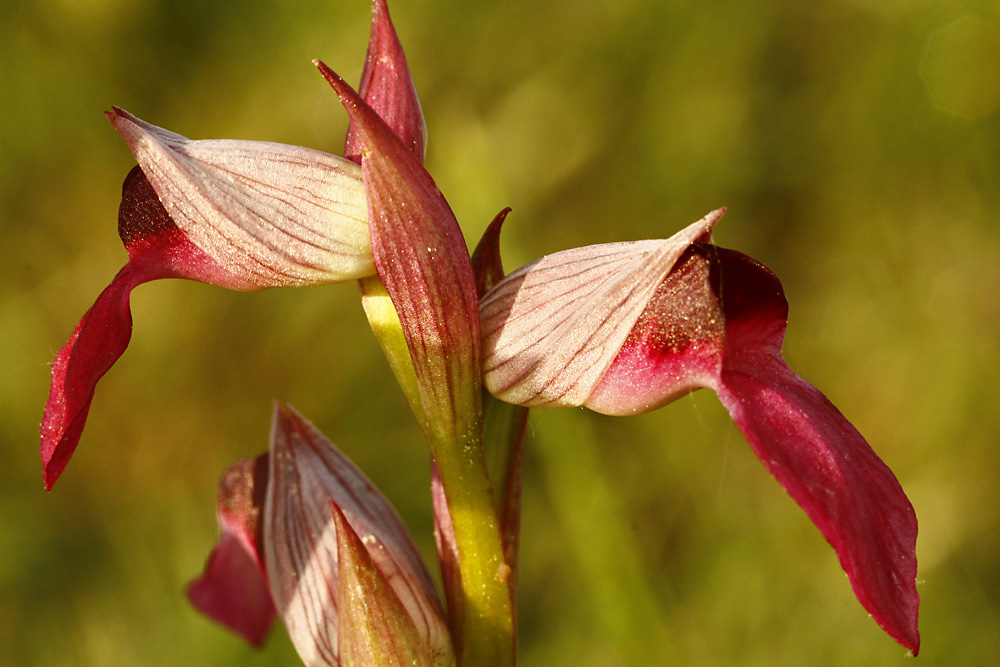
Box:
[118,166,177,248]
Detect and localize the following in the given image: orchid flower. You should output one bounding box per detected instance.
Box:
[40,110,373,491]
[189,404,452,666]
[479,211,920,653]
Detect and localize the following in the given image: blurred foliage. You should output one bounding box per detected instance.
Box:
[3,0,999,664]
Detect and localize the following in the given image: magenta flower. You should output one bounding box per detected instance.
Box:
[479,211,920,653]
[189,404,452,666]
[40,110,373,490]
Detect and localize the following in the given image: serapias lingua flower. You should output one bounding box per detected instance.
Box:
[189,404,452,666]
[479,212,920,653]
[41,111,373,490]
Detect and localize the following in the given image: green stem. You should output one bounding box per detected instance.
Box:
[431,424,514,666]
[360,277,514,666]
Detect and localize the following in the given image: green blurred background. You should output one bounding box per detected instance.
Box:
[3,0,999,664]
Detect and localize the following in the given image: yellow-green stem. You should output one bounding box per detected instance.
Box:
[360,276,514,666]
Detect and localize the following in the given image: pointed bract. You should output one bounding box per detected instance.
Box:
[334,504,452,667]
[345,0,426,163]
[264,404,449,667]
[471,208,513,298]
[187,456,276,646]
[318,63,482,440]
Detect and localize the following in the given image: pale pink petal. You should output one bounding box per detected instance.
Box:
[480,209,721,407]
[108,108,373,286]
[482,236,920,651]
[585,244,724,415]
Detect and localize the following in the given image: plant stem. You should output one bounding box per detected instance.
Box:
[361,276,514,665]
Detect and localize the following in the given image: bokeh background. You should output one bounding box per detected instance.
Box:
[3,0,999,664]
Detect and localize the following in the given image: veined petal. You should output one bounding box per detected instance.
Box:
[118,165,262,289]
[345,0,426,163]
[481,229,919,651]
[108,108,374,287]
[584,244,725,415]
[42,111,379,490]
[264,405,447,667]
[187,456,276,646]
[480,209,721,407]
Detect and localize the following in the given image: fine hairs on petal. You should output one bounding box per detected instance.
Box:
[479,227,920,652]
